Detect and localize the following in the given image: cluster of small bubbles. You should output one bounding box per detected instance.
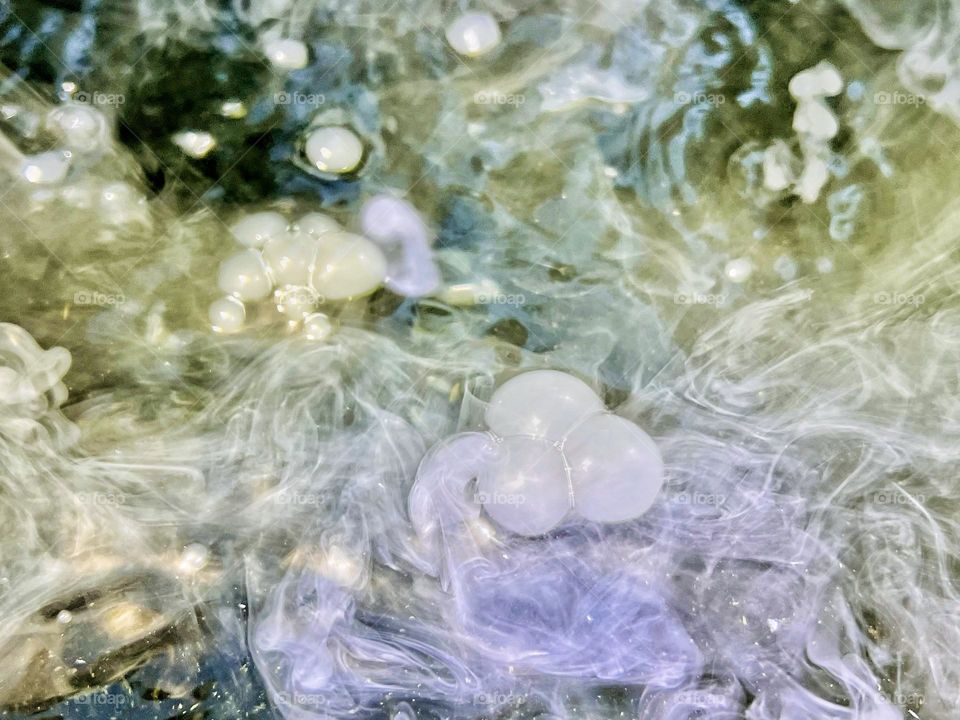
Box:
[788,61,844,203]
[827,184,865,241]
[209,210,387,338]
[477,371,665,536]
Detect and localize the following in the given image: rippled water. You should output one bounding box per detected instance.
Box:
[1,1,959,719]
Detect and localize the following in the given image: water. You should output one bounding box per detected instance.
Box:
[1,1,959,719]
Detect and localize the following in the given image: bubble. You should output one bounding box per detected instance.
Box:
[296,212,340,237]
[263,233,316,286]
[724,257,753,283]
[275,285,317,320]
[565,413,664,523]
[220,99,247,118]
[20,151,71,184]
[477,436,569,536]
[218,250,273,302]
[788,61,843,99]
[208,296,246,333]
[309,232,386,301]
[485,370,603,442]
[304,127,364,175]
[172,130,217,158]
[359,194,440,297]
[49,105,102,148]
[445,11,502,58]
[230,211,288,248]
[263,38,308,70]
[302,312,334,341]
[179,543,209,573]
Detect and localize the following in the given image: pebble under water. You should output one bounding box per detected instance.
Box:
[1,1,959,719]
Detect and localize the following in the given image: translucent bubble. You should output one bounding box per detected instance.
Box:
[485,370,603,442]
[445,11,502,58]
[218,250,273,301]
[172,130,218,158]
[263,38,308,69]
[230,211,288,248]
[359,194,440,297]
[788,61,843,99]
[49,105,102,149]
[274,285,317,320]
[20,151,71,184]
[296,212,340,237]
[724,257,753,283]
[304,127,364,175]
[477,436,570,536]
[565,413,664,523]
[262,234,316,286]
[302,312,334,341]
[179,543,209,573]
[310,232,386,300]
[208,296,246,333]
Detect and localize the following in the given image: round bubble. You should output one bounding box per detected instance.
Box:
[565,413,664,523]
[230,211,288,248]
[310,232,387,300]
[262,233,316,287]
[218,250,273,301]
[264,38,308,69]
[208,296,245,333]
[485,370,603,441]
[304,127,364,175]
[477,436,570,536]
[302,312,334,341]
[296,212,340,237]
[445,11,502,58]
